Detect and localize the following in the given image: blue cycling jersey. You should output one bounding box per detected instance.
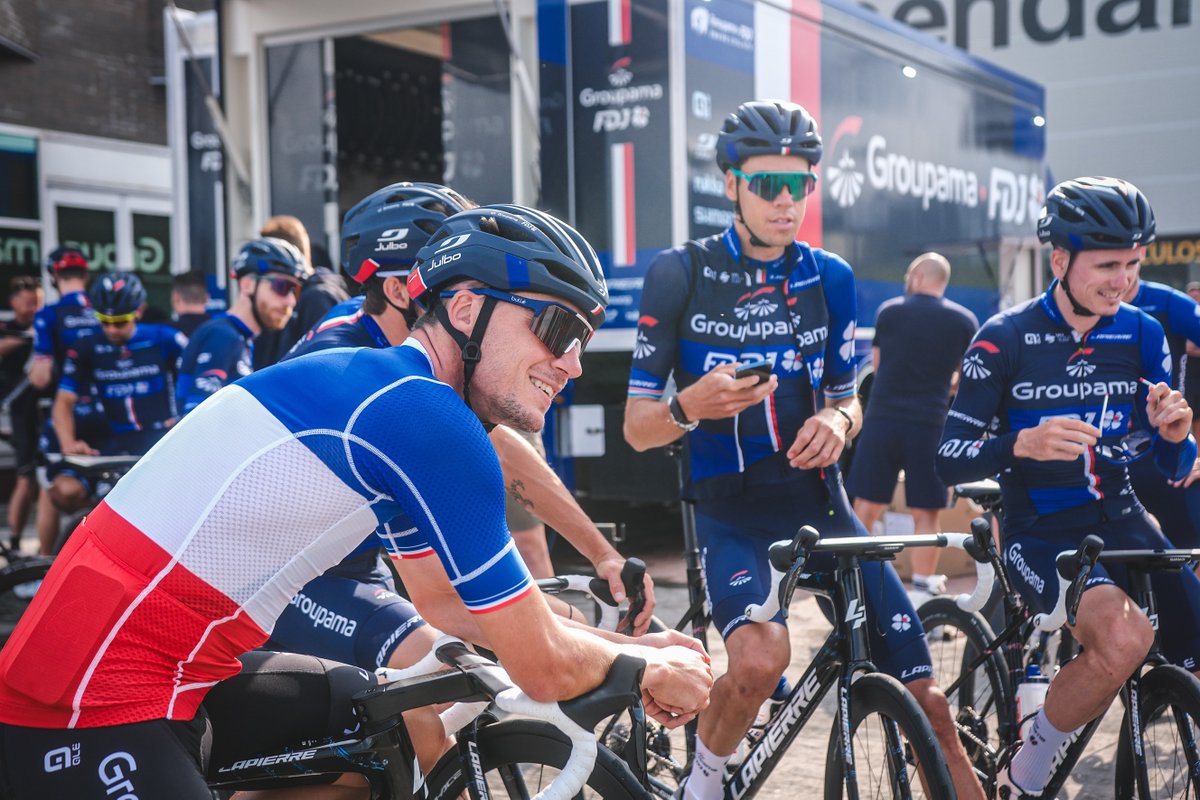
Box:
[314,296,365,327]
[628,228,857,498]
[176,315,254,415]
[33,290,101,368]
[60,324,186,434]
[1128,280,1200,388]
[938,282,1197,532]
[287,301,388,357]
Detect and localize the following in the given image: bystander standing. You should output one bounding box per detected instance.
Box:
[0,277,46,550]
[170,270,212,338]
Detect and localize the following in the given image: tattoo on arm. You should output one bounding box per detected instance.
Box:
[507,478,535,512]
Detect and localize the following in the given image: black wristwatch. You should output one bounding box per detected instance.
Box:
[668,395,699,432]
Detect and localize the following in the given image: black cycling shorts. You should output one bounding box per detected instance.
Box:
[0,650,376,798]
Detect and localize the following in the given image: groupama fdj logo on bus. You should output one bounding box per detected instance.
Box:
[824,115,1042,225]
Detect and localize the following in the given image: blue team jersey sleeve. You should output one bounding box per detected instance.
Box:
[176,322,244,415]
[1167,290,1200,351]
[628,247,691,399]
[937,314,1020,484]
[1137,311,1198,480]
[331,362,531,613]
[817,251,858,400]
[57,332,94,396]
[32,308,54,358]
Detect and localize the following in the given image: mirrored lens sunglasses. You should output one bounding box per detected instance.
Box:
[443,288,596,358]
[730,169,819,201]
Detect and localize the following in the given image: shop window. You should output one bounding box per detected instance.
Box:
[0,134,38,220]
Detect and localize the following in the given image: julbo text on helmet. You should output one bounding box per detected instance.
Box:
[715,100,823,173]
[1037,176,1156,253]
[341,182,471,284]
[90,272,147,318]
[231,237,312,282]
[408,204,608,329]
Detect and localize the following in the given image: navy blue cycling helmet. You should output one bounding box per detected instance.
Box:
[231,237,312,281]
[715,100,823,173]
[90,271,147,317]
[341,182,471,284]
[1037,177,1156,252]
[409,204,608,329]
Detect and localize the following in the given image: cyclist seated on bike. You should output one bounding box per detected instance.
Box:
[46,272,186,515]
[624,99,984,800]
[176,236,311,415]
[937,176,1199,799]
[0,204,712,800]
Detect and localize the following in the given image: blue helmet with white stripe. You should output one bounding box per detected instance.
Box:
[408,204,608,328]
[715,100,823,173]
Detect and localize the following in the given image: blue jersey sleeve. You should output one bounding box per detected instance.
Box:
[937,315,1020,484]
[57,333,94,396]
[1138,312,1198,480]
[1167,290,1200,352]
[176,323,245,415]
[628,247,691,400]
[352,377,532,613]
[818,252,858,401]
[32,308,54,359]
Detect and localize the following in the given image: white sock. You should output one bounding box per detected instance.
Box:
[912,573,930,586]
[1010,707,1075,793]
[684,738,730,800]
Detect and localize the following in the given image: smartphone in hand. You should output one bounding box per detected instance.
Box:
[734,358,773,384]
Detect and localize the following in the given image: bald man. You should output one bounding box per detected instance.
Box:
[847,253,979,601]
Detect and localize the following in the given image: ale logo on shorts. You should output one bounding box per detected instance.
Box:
[729,569,752,587]
[44,743,81,773]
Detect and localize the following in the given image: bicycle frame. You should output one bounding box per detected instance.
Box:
[660,544,911,800]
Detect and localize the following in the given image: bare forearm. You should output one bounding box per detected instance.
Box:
[623,396,685,452]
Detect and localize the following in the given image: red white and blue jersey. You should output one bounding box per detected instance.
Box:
[937,282,1197,532]
[0,340,531,729]
[33,290,101,369]
[59,324,186,434]
[628,228,857,499]
[286,297,387,357]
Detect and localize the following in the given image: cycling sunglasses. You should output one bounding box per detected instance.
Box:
[444,288,595,358]
[1095,429,1153,465]
[729,169,819,201]
[260,275,302,299]
[96,312,137,326]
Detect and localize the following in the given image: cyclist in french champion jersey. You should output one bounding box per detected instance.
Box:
[175,237,311,415]
[0,204,712,799]
[270,183,654,686]
[624,100,984,800]
[937,177,1200,799]
[47,272,186,513]
[1121,262,1200,549]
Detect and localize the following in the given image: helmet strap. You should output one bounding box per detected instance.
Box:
[733,184,770,249]
[434,295,499,422]
[384,293,420,329]
[1059,253,1096,318]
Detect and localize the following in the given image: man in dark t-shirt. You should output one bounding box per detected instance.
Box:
[847,252,978,599]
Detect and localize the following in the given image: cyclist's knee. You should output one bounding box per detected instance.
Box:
[725,625,789,692]
[906,678,953,730]
[1074,586,1154,675]
[49,477,89,512]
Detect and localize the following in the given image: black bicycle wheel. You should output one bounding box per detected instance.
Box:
[823,673,957,800]
[0,556,53,647]
[918,595,1013,780]
[424,718,649,800]
[1115,664,1200,799]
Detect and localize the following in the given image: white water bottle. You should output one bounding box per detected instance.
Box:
[1015,667,1050,741]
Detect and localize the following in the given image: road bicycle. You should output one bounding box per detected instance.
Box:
[618,525,997,799]
[920,512,1200,798]
[207,634,651,800]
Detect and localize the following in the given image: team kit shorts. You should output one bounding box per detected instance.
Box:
[695,470,934,684]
